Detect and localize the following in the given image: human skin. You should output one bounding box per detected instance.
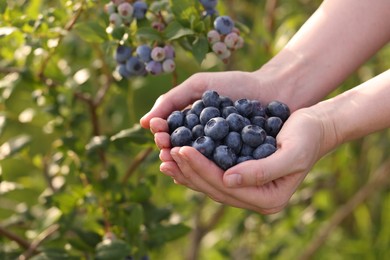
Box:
[140,0,390,214]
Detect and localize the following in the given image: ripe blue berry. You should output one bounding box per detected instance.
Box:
[221,106,238,118]
[240,143,254,156]
[219,96,234,109]
[192,124,205,140]
[133,1,148,19]
[126,56,145,75]
[237,155,253,164]
[202,90,220,107]
[136,45,152,62]
[170,126,192,147]
[115,45,132,64]
[117,64,133,78]
[190,100,205,116]
[265,116,283,137]
[234,98,253,117]
[184,113,200,129]
[264,135,277,147]
[213,145,237,170]
[199,106,220,125]
[226,113,246,132]
[199,0,218,10]
[192,136,215,158]
[214,16,234,35]
[253,143,276,159]
[241,125,266,147]
[204,117,229,140]
[250,116,266,128]
[251,100,266,117]
[266,101,290,122]
[167,110,184,133]
[223,131,242,154]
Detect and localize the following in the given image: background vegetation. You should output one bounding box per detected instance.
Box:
[1,0,389,259]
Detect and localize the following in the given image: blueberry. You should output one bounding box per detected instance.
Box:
[250,116,266,128]
[167,111,184,133]
[219,96,234,109]
[145,60,163,75]
[221,106,238,118]
[214,15,234,35]
[192,124,205,140]
[200,0,217,9]
[192,136,215,158]
[265,116,283,137]
[223,131,242,154]
[253,143,276,159]
[264,135,277,147]
[164,45,176,59]
[234,98,253,117]
[117,64,134,78]
[199,106,220,125]
[241,125,266,147]
[266,101,290,122]
[237,155,253,164]
[170,126,192,147]
[202,90,221,107]
[184,113,200,129]
[240,143,254,156]
[126,56,145,75]
[213,145,237,170]
[226,113,246,132]
[133,1,148,19]
[115,45,132,64]
[136,44,152,63]
[250,100,266,117]
[190,100,205,116]
[151,47,166,61]
[204,117,229,140]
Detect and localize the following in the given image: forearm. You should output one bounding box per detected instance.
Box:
[315,69,390,156]
[256,0,390,111]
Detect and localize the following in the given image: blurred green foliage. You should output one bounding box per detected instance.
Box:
[0,0,389,259]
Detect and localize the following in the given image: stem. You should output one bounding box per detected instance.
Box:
[0,226,31,250]
[122,147,154,184]
[299,159,390,260]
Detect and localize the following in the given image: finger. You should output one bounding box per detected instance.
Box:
[140,74,209,129]
[160,161,200,191]
[159,148,174,162]
[223,146,300,188]
[154,132,171,150]
[150,117,168,134]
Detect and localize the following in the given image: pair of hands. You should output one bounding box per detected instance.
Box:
[140,71,332,214]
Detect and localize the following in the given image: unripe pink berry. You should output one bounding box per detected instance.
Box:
[207,30,221,44]
[104,2,116,14]
[212,42,228,55]
[218,49,231,60]
[151,47,166,61]
[162,59,176,73]
[164,45,175,59]
[109,13,122,27]
[152,21,165,31]
[234,36,244,50]
[117,2,133,19]
[224,32,239,49]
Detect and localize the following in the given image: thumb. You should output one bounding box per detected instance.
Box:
[223,148,299,187]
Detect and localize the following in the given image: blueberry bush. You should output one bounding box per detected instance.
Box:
[1,1,390,260]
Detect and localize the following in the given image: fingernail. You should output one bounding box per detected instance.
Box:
[225,174,242,187]
[160,165,174,177]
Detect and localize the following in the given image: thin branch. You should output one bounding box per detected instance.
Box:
[299,159,390,260]
[122,147,154,184]
[0,225,31,250]
[18,224,60,260]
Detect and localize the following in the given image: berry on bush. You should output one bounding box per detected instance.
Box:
[214,15,234,35]
[165,90,290,170]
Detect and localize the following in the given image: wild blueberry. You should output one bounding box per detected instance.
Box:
[226,113,246,132]
[264,135,277,147]
[184,113,200,129]
[223,131,242,154]
[241,125,266,147]
[117,64,133,78]
[214,15,234,35]
[170,126,192,147]
[219,96,234,109]
[192,124,205,140]
[265,116,283,137]
[234,98,253,117]
[266,101,290,122]
[221,106,238,118]
[167,110,184,133]
[136,44,152,63]
[190,100,205,116]
[126,56,145,75]
[133,1,148,19]
[199,106,220,125]
[192,136,215,158]
[202,90,221,107]
[164,45,176,59]
[237,155,253,164]
[204,117,229,140]
[250,116,266,128]
[200,0,218,10]
[251,100,266,117]
[213,145,237,170]
[253,143,276,159]
[115,45,132,64]
[240,143,254,156]
[145,61,162,75]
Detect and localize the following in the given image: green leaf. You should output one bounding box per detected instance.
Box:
[0,134,31,160]
[0,114,6,137]
[136,27,163,42]
[110,124,152,145]
[170,0,198,23]
[73,21,108,43]
[85,135,109,154]
[192,36,209,64]
[30,249,78,260]
[126,204,144,233]
[95,239,131,260]
[149,224,191,244]
[164,21,195,41]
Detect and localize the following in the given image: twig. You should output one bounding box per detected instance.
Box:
[122,147,154,184]
[299,159,390,260]
[0,225,31,250]
[17,224,60,260]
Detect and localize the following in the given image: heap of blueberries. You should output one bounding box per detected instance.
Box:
[167,90,290,170]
